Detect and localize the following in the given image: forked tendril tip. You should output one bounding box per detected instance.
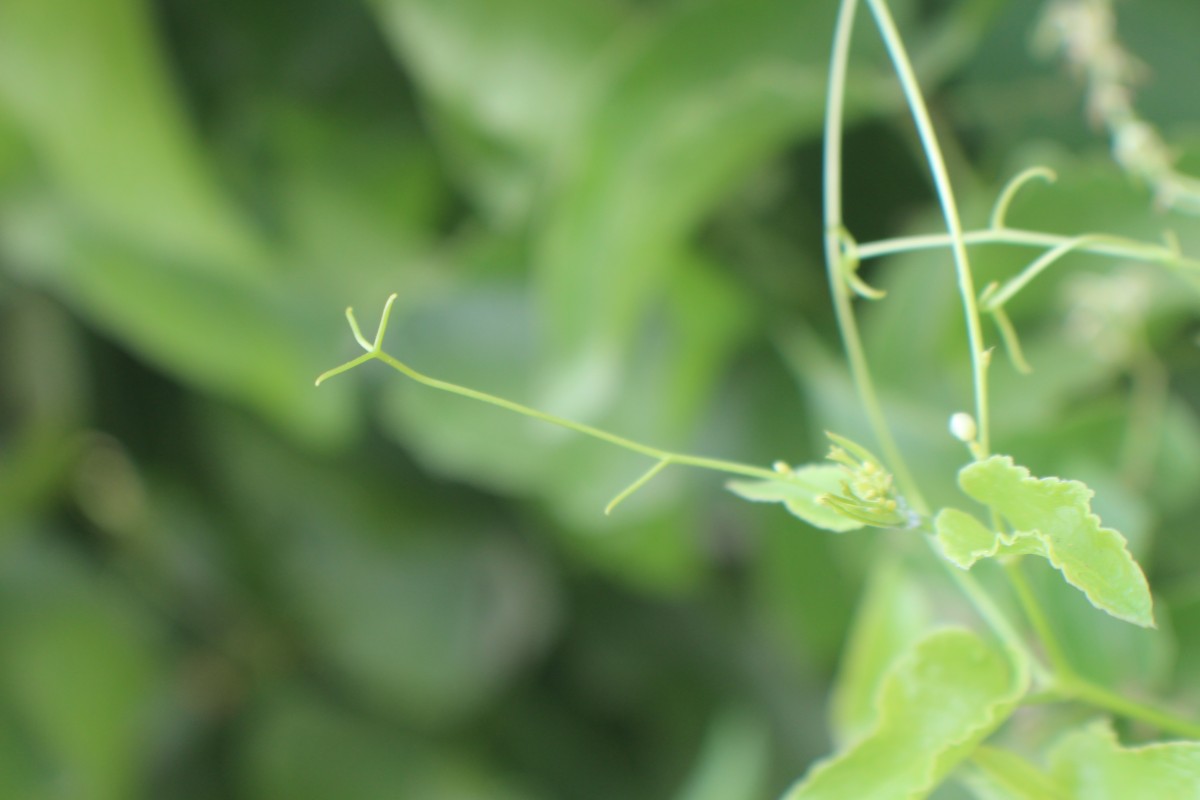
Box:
[315,292,400,386]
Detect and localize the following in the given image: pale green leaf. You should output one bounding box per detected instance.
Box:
[785,628,1024,800]
[934,507,1044,569]
[830,556,932,746]
[961,745,1068,800]
[727,464,863,532]
[957,456,1154,628]
[1050,719,1200,798]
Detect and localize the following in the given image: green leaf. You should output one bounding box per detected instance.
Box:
[1050,719,1200,798]
[961,745,1068,800]
[0,541,166,800]
[956,456,1154,628]
[830,556,932,746]
[727,464,863,533]
[241,689,538,800]
[369,0,622,224]
[533,0,847,404]
[672,709,770,800]
[784,628,1024,800]
[0,0,266,274]
[48,232,357,446]
[934,507,1044,569]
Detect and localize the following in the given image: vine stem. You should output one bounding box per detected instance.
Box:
[372,349,783,480]
[926,540,1040,686]
[1004,559,1072,677]
[315,294,798,509]
[856,228,1200,272]
[854,1,1200,742]
[867,0,992,459]
[823,0,927,515]
[1006,558,1200,739]
[1058,678,1200,741]
[308,0,1200,744]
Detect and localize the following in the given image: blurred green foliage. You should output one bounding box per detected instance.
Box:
[2,0,1200,797]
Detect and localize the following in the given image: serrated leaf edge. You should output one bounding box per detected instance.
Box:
[934,508,1043,569]
[785,628,1027,799]
[960,456,1155,628]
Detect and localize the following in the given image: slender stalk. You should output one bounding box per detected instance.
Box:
[927,540,1041,685]
[823,0,928,514]
[868,0,991,458]
[372,348,781,482]
[315,295,797,496]
[1004,559,1072,676]
[1060,678,1200,741]
[1006,558,1200,738]
[856,228,1200,271]
[984,235,1107,310]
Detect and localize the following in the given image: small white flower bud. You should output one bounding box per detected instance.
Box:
[949,412,978,443]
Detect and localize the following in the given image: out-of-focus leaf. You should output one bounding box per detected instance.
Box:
[0,0,370,447]
[201,409,561,723]
[0,428,80,535]
[960,745,1067,800]
[751,505,863,676]
[0,0,266,275]
[1049,719,1200,798]
[378,252,753,590]
[266,103,448,282]
[369,0,622,224]
[728,465,863,533]
[0,105,28,190]
[1151,398,1200,513]
[240,689,540,800]
[535,0,843,409]
[785,628,1023,800]
[0,540,166,800]
[829,555,932,746]
[25,228,358,446]
[1025,555,1174,696]
[956,456,1154,627]
[672,708,770,800]
[281,532,559,723]
[0,710,40,800]
[380,283,549,492]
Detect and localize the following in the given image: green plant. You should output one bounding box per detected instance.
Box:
[317,0,1200,795]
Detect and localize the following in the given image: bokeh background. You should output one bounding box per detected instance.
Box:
[3,0,1200,797]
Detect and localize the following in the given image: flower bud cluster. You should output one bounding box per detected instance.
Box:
[817,435,914,528]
